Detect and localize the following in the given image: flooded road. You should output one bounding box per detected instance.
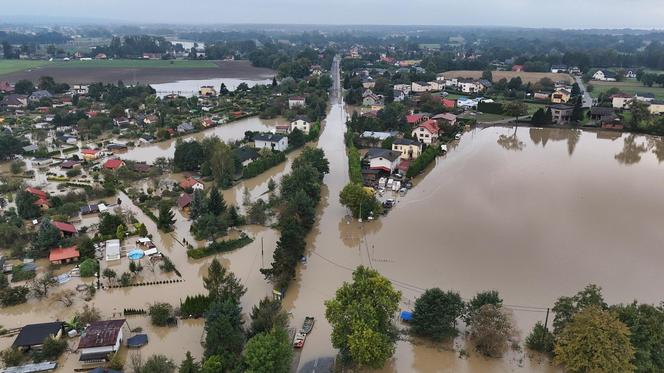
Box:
[121,116,284,163]
[283,58,664,372]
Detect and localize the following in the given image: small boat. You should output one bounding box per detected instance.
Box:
[293,331,306,348]
[302,317,315,334]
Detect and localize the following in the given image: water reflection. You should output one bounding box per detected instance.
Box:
[615,134,648,165]
[497,127,525,152]
[528,127,581,156]
[648,137,664,163]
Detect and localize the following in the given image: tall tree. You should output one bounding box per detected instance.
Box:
[32,219,61,257]
[613,302,664,373]
[207,188,226,216]
[555,306,635,373]
[249,297,289,337]
[204,298,245,371]
[243,327,292,373]
[325,266,401,369]
[552,284,607,336]
[464,290,503,324]
[469,304,514,358]
[189,190,205,220]
[178,351,200,373]
[203,258,246,303]
[503,101,528,122]
[157,202,175,231]
[571,96,584,123]
[411,288,465,341]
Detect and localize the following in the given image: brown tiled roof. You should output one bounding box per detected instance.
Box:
[78,320,125,349]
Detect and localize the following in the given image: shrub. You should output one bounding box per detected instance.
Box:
[149,302,174,326]
[187,235,254,259]
[79,259,98,277]
[525,321,554,354]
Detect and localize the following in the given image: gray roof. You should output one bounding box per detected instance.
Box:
[636,92,656,99]
[548,104,574,111]
[254,133,285,142]
[30,90,53,100]
[233,146,259,163]
[590,107,615,115]
[292,115,310,123]
[366,148,402,162]
[13,322,63,348]
[393,138,421,146]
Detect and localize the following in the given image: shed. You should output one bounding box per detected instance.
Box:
[13,322,63,350]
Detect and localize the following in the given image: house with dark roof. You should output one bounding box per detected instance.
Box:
[177,193,193,210]
[1,94,28,109]
[254,133,288,152]
[392,138,423,160]
[233,147,260,167]
[51,221,78,236]
[78,319,126,362]
[548,104,574,124]
[290,115,311,134]
[365,148,402,173]
[635,92,656,102]
[288,96,306,109]
[13,322,63,350]
[589,107,616,122]
[29,90,53,103]
[177,122,195,133]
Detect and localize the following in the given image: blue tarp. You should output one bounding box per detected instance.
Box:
[127,249,144,260]
[127,334,148,348]
[400,311,413,321]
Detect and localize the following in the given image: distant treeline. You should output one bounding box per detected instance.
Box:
[0,31,70,45]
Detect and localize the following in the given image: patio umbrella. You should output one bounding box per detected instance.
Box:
[127,249,145,260]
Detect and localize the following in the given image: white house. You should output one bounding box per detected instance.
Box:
[290,115,311,134]
[254,133,288,152]
[78,319,125,363]
[635,92,656,103]
[288,96,306,109]
[393,84,411,94]
[71,84,89,95]
[105,239,121,261]
[436,73,446,82]
[458,79,483,93]
[611,93,633,109]
[412,120,440,144]
[593,70,617,82]
[550,65,568,73]
[365,148,402,173]
[393,89,407,102]
[411,81,433,93]
[624,68,639,79]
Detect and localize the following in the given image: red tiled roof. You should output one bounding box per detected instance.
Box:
[180,176,202,189]
[34,197,51,207]
[81,149,99,155]
[441,98,456,108]
[406,114,424,124]
[103,159,124,170]
[49,246,80,262]
[52,221,78,234]
[78,320,126,349]
[416,119,440,135]
[25,187,47,199]
[177,193,193,209]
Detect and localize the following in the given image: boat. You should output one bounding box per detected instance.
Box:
[293,331,306,348]
[302,317,315,334]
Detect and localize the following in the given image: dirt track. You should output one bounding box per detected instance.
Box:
[0,60,275,84]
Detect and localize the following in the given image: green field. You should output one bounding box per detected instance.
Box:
[0,59,218,76]
[0,60,50,75]
[590,80,664,100]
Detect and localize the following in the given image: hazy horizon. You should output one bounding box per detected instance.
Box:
[2,0,664,30]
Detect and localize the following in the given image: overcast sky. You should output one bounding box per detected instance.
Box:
[3,0,664,29]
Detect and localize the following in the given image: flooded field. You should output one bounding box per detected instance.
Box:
[121,116,287,163]
[151,77,273,97]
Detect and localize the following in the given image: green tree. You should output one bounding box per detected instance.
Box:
[571,96,584,123]
[339,183,381,219]
[141,354,176,373]
[469,304,514,358]
[244,327,292,373]
[203,258,246,303]
[208,141,235,187]
[630,100,651,130]
[249,297,289,337]
[174,141,205,171]
[267,178,277,193]
[178,351,200,373]
[0,286,29,306]
[102,268,116,285]
[465,290,503,324]
[571,82,581,97]
[32,219,61,257]
[325,266,401,369]
[14,80,35,95]
[76,235,96,259]
[482,69,493,82]
[15,189,40,220]
[525,321,554,354]
[207,188,226,216]
[0,347,24,367]
[99,213,124,236]
[29,272,57,299]
[189,190,205,220]
[552,284,606,336]
[612,302,664,373]
[136,223,148,237]
[157,202,175,231]
[79,259,98,277]
[503,101,528,122]
[411,288,464,341]
[201,356,223,373]
[204,298,245,370]
[116,224,126,241]
[41,337,67,360]
[555,306,635,373]
[149,302,174,326]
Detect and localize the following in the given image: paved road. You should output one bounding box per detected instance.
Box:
[574,75,594,108]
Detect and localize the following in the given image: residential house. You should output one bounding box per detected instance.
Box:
[29,90,53,103]
[177,193,193,210]
[405,113,428,126]
[548,104,574,124]
[362,93,382,107]
[458,79,483,94]
[365,148,402,173]
[411,81,432,93]
[432,112,457,126]
[360,131,398,147]
[550,65,568,73]
[534,92,550,101]
[132,163,152,173]
[71,84,89,95]
[551,89,572,104]
[180,176,205,191]
[103,159,125,170]
[143,114,159,125]
[201,118,215,128]
[80,204,100,215]
[569,66,582,75]
[0,81,13,93]
[113,117,130,127]
[611,93,633,109]
[361,76,375,89]
[26,187,50,209]
[457,97,481,109]
[648,100,664,115]
[198,86,217,97]
[412,120,440,144]
[635,92,656,103]
[624,68,640,79]
[441,98,456,109]
[22,144,38,153]
[233,147,260,167]
[275,124,290,134]
[105,239,121,261]
[254,133,288,152]
[52,221,78,237]
[589,107,616,122]
[177,122,195,133]
[1,94,28,109]
[393,89,407,102]
[290,115,311,134]
[392,138,422,160]
[60,160,80,169]
[444,78,459,88]
[592,70,617,82]
[49,246,80,264]
[435,73,446,82]
[78,319,126,362]
[81,148,100,161]
[13,322,63,351]
[288,96,306,109]
[512,65,525,72]
[393,84,411,94]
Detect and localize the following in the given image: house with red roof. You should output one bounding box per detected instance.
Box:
[180,176,204,191]
[103,159,125,170]
[412,120,440,144]
[81,148,100,161]
[25,187,47,199]
[49,246,80,264]
[52,221,78,236]
[512,64,525,72]
[441,98,456,109]
[406,113,428,126]
[78,319,126,362]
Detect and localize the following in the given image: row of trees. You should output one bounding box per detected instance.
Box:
[260,147,329,290]
[189,188,242,240]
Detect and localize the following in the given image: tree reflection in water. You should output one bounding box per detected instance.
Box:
[615,134,648,165]
[647,137,664,163]
[497,127,525,151]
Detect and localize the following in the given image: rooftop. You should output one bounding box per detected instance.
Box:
[78,319,126,349]
[13,322,63,348]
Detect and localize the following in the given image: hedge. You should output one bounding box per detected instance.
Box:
[180,294,211,318]
[406,146,440,178]
[242,151,287,179]
[187,235,254,259]
[477,101,505,115]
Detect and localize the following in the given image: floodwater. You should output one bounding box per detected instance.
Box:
[151,77,273,98]
[121,116,286,163]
